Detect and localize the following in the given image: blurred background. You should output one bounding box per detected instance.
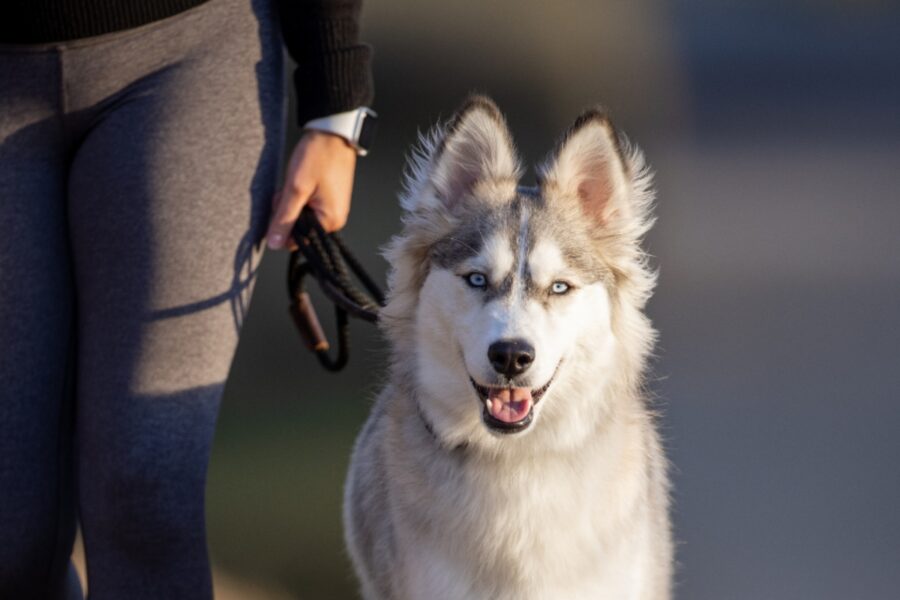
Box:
[204,0,900,597]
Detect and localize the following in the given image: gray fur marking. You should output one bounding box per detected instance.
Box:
[430,205,500,270]
[430,191,606,304]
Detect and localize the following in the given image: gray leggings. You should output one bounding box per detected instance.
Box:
[0,0,284,597]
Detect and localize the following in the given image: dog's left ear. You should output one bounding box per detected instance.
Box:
[538,109,631,226]
[404,95,520,214]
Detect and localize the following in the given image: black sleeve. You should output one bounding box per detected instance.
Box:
[275,0,374,125]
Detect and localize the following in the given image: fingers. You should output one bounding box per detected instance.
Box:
[305,135,356,233]
[267,190,298,250]
[267,180,313,250]
[266,131,358,250]
[308,175,353,233]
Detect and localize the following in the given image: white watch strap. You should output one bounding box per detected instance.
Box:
[302,107,375,156]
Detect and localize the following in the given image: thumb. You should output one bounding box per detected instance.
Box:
[267,185,313,249]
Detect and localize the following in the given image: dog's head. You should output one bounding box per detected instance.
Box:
[382,96,656,453]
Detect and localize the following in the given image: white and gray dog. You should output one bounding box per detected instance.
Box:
[343,96,671,599]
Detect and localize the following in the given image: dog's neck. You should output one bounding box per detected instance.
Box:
[414,398,469,453]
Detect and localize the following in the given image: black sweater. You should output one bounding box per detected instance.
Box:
[0,0,373,124]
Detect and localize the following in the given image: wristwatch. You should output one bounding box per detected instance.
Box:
[302,107,378,156]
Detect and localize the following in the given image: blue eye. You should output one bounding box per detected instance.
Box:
[550,281,570,295]
[465,272,488,288]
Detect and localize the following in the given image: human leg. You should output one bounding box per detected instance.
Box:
[62,0,284,596]
[0,48,82,599]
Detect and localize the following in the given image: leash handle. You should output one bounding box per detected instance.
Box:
[288,289,328,353]
[286,209,382,372]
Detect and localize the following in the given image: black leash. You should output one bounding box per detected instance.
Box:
[287,208,385,371]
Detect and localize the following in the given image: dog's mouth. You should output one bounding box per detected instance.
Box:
[470,373,555,435]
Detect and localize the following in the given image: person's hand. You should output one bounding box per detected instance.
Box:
[266,130,357,249]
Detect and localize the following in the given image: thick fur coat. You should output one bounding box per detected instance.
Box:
[343,96,672,600]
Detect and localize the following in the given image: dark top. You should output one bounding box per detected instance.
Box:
[0,0,374,124]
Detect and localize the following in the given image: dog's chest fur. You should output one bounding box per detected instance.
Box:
[351,390,668,600]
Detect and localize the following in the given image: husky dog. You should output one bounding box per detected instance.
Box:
[343,96,671,600]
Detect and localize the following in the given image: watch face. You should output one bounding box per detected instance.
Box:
[358,114,378,150]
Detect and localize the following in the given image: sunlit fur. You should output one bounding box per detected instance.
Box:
[343,96,671,600]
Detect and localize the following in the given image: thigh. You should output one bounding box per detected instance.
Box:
[0,49,79,598]
[66,1,284,596]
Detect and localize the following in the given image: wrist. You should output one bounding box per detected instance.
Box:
[300,129,356,153]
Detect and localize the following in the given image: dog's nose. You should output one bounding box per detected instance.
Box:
[487,339,535,377]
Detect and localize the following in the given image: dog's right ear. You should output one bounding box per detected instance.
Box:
[402,95,520,214]
[537,108,632,228]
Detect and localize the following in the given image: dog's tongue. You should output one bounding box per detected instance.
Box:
[488,387,533,423]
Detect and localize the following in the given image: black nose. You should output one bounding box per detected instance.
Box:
[487,339,535,377]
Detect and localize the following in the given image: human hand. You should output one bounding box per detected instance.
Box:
[266,130,357,249]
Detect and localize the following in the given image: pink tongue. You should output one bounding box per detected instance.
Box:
[488,388,533,423]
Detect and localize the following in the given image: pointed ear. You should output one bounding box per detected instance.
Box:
[403,96,520,213]
[538,109,630,225]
